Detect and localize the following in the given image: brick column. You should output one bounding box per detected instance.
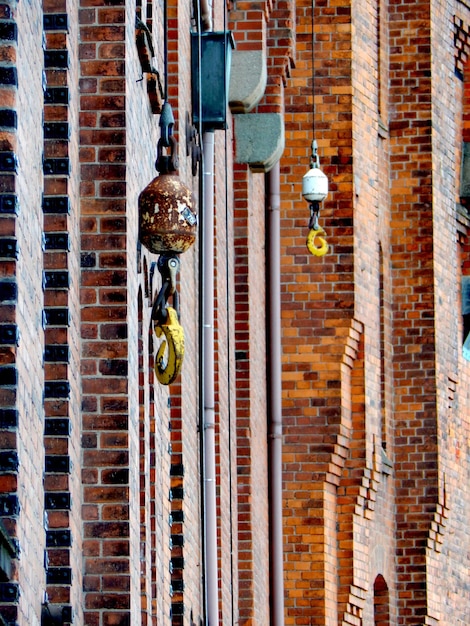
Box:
[42,1,83,620]
[0,2,22,621]
[388,3,439,623]
[79,2,131,624]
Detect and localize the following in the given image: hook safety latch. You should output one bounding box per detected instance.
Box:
[153,306,185,385]
[307,227,328,257]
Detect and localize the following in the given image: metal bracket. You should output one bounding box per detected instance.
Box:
[160,101,175,147]
[185,111,201,176]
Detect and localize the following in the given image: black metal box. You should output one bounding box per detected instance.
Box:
[191,31,234,130]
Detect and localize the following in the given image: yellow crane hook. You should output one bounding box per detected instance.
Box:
[307,227,328,257]
[153,306,185,385]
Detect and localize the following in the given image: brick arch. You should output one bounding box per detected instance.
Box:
[373,574,390,626]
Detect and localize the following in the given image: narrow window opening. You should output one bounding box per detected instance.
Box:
[377,0,381,120]
[461,271,470,358]
[374,574,390,626]
[377,0,389,136]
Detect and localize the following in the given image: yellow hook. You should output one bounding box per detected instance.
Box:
[153,306,185,385]
[307,227,328,257]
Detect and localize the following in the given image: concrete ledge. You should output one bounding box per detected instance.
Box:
[234,113,284,173]
[229,50,267,114]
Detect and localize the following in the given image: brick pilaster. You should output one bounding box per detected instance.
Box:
[79,1,130,624]
[0,4,20,616]
[42,5,75,620]
[388,3,438,623]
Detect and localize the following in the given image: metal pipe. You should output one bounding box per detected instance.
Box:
[197,1,216,621]
[267,162,285,626]
[199,0,212,32]
[202,130,218,625]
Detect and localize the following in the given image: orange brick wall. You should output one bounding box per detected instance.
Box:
[431,0,470,620]
[281,0,358,620]
[281,0,470,624]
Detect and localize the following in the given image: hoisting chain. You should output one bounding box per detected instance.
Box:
[156,101,179,174]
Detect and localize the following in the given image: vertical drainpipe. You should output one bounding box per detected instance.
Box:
[201,129,219,625]
[267,162,285,626]
[196,2,219,622]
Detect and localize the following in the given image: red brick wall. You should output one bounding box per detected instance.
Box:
[229,1,296,620]
[388,3,441,623]
[78,2,134,623]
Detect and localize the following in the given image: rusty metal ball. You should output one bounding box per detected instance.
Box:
[138,172,197,254]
